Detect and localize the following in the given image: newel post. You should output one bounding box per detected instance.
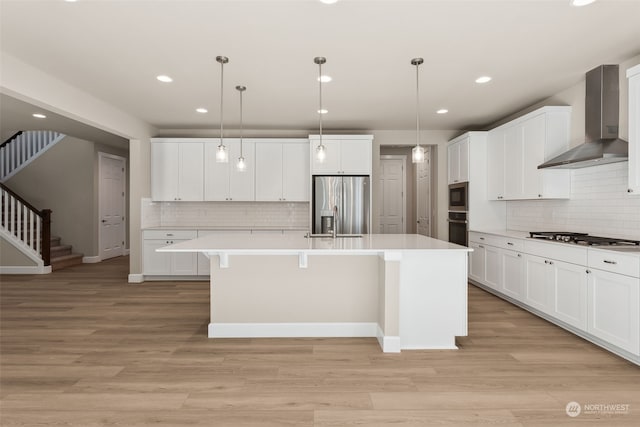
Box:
[41,209,52,266]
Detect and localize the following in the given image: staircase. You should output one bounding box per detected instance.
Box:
[49,236,83,271]
[1,130,65,182]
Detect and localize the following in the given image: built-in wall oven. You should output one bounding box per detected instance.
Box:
[448,182,468,211]
[448,211,468,246]
[448,182,468,246]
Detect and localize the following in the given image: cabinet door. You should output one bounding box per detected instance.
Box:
[311,139,340,174]
[340,139,372,174]
[485,245,502,290]
[524,254,552,314]
[588,269,640,355]
[282,141,310,201]
[151,143,179,201]
[204,142,231,201]
[255,143,284,201]
[228,140,255,201]
[487,129,505,200]
[143,240,172,275]
[628,66,640,195]
[447,142,460,184]
[522,114,545,199]
[458,137,469,183]
[553,260,588,331]
[504,125,524,200]
[501,249,524,300]
[178,142,204,201]
[171,240,198,276]
[469,242,486,284]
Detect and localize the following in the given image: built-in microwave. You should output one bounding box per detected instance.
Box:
[448,182,468,211]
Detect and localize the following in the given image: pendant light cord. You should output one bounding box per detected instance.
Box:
[415,61,420,148]
[239,87,243,156]
[319,61,323,146]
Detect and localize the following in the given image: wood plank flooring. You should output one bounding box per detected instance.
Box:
[1,256,639,426]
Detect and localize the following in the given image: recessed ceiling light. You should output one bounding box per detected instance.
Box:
[318,75,332,83]
[475,76,492,84]
[319,0,339,4]
[196,108,208,113]
[65,0,78,3]
[436,109,449,114]
[571,0,596,6]
[156,75,173,83]
[318,109,328,114]
[32,113,46,119]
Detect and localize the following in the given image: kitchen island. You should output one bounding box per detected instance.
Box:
[158,233,471,352]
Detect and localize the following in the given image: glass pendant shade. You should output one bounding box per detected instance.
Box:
[316,144,326,162]
[236,156,246,172]
[412,145,425,163]
[216,144,228,162]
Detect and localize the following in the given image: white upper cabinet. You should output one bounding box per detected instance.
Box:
[627,64,640,195]
[310,135,373,175]
[151,140,204,201]
[255,140,309,201]
[447,135,469,184]
[204,139,255,201]
[487,106,571,200]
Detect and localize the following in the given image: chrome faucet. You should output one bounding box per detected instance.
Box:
[332,205,338,239]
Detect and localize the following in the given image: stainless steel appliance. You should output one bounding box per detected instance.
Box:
[313,176,370,235]
[538,65,628,169]
[448,182,468,211]
[448,211,468,246]
[529,231,640,246]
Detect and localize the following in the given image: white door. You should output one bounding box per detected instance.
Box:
[379,156,405,233]
[99,153,126,261]
[416,148,431,236]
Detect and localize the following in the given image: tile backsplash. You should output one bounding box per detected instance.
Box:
[141,199,310,229]
[507,162,640,240]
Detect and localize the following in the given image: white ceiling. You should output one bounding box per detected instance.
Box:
[1,0,640,144]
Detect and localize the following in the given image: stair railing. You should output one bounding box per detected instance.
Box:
[0,130,64,182]
[0,183,51,266]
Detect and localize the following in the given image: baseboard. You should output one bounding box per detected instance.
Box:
[376,325,401,353]
[208,322,378,339]
[0,265,52,274]
[123,248,130,256]
[128,273,144,283]
[82,256,101,264]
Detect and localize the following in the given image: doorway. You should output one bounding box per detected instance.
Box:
[379,155,407,233]
[98,152,126,261]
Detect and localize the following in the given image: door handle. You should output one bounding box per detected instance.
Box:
[101,219,107,223]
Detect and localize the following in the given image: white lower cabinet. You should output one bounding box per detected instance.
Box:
[587,268,640,355]
[143,230,198,276]
[468,231,639,362]
[501,249,524,299]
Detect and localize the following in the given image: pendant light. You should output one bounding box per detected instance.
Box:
[411,57,425,163]
[215,56,229,163]
[314,56,327,162]
[236,85,247,172]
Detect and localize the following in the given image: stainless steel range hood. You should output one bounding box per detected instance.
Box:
[538,65,628,169]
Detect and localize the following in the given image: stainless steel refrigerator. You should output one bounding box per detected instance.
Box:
[313,176,370,235]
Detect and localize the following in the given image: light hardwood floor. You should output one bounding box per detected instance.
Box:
[1,256,639,426]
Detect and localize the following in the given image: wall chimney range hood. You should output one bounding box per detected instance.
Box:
[538,65,628,169]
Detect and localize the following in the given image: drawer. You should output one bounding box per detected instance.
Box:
[524,239,588,265]
[588,249,640,278]
[469,231,488,243]
[197,230,251,237]
[143,229,197,240]
[499,238,524,251]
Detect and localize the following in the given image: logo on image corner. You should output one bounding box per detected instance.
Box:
[566,401,582,417]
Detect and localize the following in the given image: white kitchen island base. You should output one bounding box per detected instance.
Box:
[159,234,470,353]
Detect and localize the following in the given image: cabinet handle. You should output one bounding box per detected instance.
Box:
[507,242,514,246]
[603,260,617,265]
[548,261,554,265]
[586,269,591,274]
[544,260,548,264]
[166,233,174,237]
[629,188,634,193]
[479,237,485,240]
[517,253,522,258]
[538,194,542,198]
[478,245,484,248]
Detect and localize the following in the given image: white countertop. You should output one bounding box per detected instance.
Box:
[157,233,471,254]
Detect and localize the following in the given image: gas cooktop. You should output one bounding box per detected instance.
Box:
[529,232,640,246]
